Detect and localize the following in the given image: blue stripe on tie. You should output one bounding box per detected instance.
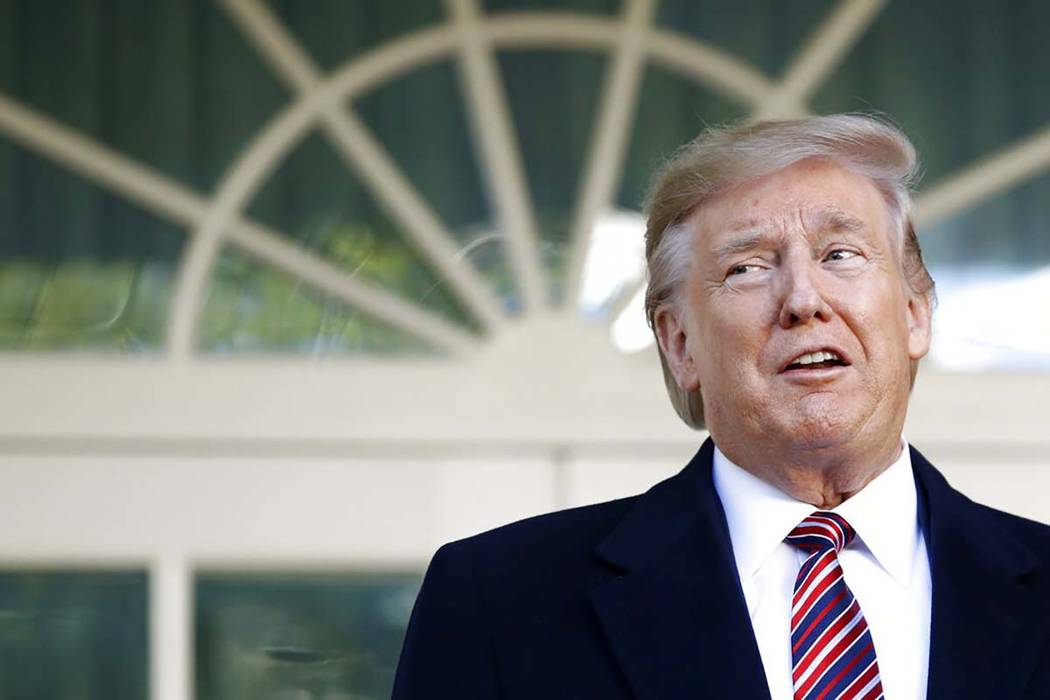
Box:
[792,585,853,657]
[816,639,878,700]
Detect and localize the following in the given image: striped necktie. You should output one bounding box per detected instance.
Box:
[785,512,883,700]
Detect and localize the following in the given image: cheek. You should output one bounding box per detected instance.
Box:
[844,295,914,391]
[698,315,767,387]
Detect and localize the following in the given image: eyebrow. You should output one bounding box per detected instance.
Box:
[808,208,866,234]
[712,229,770,261]
[712,208,868,260]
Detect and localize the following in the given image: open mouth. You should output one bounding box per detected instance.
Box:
[783,349,849,372]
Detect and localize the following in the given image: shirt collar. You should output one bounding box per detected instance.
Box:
[712,440,920,587]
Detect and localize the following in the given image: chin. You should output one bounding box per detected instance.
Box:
[776,408,859,451]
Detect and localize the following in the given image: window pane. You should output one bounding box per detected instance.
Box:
[813,0,1050,183]
[655,0,835,77]
[924,174,1050,370]
[498,50,607,303]
[0,140,182,351]
[805,0,1050,371]
[354,61,518,312]
[617,63,745,211]
[267,0,445,73]
[0,571,148,699]
[0,0,289,193]
[245,130,482,332]
[482,0,622,15]
[198,248,440,355]
[195,572,421,700]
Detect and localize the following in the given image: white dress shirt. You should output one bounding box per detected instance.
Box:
[712,441,931,700]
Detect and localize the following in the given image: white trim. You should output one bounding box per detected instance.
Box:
[1,356,1048,448]
[168,241,223,360]
[165,18,498,359]
[644,28,776,107]
[321,25,459,98]
[0,92,203,227]
[166,87,322,361]
[5,433,1049,464]
[218,0,318,88]
[227,220,481,354]
[317,113,506,328]
[0,451,564,564]
[481,12,620,48]
[563,0,656,310]
[220,0,505,331]
[0,450,1045,572]
[151,555,191,700]
[754,0,888,119]
[445,0,547,313]
[914,124,1050,227]
[477,13,778,111]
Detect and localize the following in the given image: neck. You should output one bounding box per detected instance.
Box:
[713,431,904,509]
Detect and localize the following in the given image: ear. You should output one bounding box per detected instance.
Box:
[654,304,700,392]
[906,290,933,361]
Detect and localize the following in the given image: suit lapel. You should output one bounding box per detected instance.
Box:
[913,446,1045,699]
[589,439,772,700]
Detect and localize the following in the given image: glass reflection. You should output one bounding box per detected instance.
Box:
[0,571,148,699]
[196,572,421,700]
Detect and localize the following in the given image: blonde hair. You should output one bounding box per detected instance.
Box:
[643,114,935,429]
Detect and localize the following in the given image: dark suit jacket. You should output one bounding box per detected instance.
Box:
[393,439,1050,699]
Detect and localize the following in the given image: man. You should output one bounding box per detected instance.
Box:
[393,115,1050,699]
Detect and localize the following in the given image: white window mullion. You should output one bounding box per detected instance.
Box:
[151,554,192,700]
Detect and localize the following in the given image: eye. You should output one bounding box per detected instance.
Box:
[727,263,762,276]
[824,249,859,262]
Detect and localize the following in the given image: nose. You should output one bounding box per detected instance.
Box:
[777,256,832,329]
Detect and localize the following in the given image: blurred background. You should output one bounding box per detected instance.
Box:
[0,0,1048,698]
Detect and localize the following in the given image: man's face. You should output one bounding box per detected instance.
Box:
[656,158,931,454]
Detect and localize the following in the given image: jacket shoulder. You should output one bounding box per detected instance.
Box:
[982,505,1050,558]
[913,445,1050,565]
[947,484,1050,572]
[395,495,647,698]
[441,494,639,568]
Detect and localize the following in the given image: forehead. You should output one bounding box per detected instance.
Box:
[688,159,893,248]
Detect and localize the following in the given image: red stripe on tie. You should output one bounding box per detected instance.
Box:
[794,610,866,697]
[792,523,839,540]
[801,516,845,547]
[790,525,840,550]
[854,678,883,700]
[793,549,836,607]
[793,589,848,653]
[793,612,860,696]
[792,567,843,629]
[836,660,880,700]
[812,642,874,700]
[793,600,860,678]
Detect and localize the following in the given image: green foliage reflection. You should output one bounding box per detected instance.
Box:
[196,573,421,700]
[0,260,171,350]
[199,248,440,355]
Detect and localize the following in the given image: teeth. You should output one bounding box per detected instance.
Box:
[791,350,842,366]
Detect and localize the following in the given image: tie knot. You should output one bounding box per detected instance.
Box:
[785,511,856,553]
